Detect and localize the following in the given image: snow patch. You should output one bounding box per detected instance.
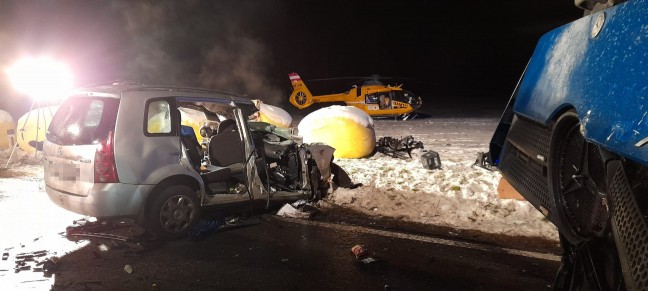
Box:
[298,105,373,134]
[326,118,559,241]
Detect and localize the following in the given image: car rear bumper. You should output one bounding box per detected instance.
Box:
[46,183,154,217]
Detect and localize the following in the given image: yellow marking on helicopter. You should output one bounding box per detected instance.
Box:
[288,73,422,119]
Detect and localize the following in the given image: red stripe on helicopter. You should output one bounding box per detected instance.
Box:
[289,73,301,82]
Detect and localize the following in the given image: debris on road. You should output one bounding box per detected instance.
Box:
[188,219,223,241]
[188,216,261,241]
[331,163,361,189]
[473,151,493,170]
[351,244,367,258]
[420,150,442,170]
[16,250,47,260]
[360,257,377,264]
[220,216,261,231]
[13,250,59,274]
[351,244,379,264]
[2,252,8,260]
[42,256,59,273]
[277,204,310,219]
[124,264,133,273]
[277,200,319,219]
[375,135,424,159]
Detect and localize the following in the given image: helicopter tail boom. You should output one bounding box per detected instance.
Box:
[288,73,315,109]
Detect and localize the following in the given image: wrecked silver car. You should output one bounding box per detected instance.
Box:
[43,83,336,238]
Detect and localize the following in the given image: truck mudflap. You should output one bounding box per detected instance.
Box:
[606,159,648,290]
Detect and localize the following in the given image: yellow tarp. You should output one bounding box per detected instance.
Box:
[298,106,375,159]
[16,107,58,153]
[0,110,15,150]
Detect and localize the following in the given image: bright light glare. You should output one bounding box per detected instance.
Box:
[6,57,74,101]
[67,124,80,136]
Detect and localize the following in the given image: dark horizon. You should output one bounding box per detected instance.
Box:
[0,0,581,118]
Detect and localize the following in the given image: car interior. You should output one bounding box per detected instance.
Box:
[176,101,249,195]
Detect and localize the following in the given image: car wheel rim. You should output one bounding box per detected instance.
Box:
[159,195,196,233]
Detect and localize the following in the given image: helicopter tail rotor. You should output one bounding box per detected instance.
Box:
[288,72,314,109]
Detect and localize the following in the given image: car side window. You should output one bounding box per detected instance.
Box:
[147,100,172,134]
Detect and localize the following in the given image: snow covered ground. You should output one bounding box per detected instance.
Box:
[0,116,559,244]
[324,117,559,241]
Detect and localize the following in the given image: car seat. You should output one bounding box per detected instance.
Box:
[180,125,231,183]
[208,120,246,174]
[217,119,237,133]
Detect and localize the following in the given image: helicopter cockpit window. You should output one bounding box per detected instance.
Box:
[392,90,418,104]
[365,94,379,104]
[379,94,391,109]
[391,91,406,102]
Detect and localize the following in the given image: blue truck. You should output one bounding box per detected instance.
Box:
[489,0,647,289]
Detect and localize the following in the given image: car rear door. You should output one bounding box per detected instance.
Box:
[44,96,119,196]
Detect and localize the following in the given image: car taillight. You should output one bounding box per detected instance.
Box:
[94,130,119,183]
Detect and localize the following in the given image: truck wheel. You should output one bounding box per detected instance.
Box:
[549,111,622,290]
[550,111,609,243]
[146,185,201,239]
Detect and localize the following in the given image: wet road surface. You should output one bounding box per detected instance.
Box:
[0,162,561,290]
[32,215,560,291]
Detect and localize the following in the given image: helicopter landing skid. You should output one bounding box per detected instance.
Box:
[399,110,429,120]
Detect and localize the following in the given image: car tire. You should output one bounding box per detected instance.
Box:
[146,185,201,240]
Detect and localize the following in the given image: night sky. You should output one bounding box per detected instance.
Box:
[0,0,581,117]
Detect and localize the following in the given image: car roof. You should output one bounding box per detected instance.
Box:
[71,82,253,104]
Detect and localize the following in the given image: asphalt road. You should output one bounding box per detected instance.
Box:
[0,214,560,291]
[0,164,561,291]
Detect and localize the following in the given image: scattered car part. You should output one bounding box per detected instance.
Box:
[188,219,223,241]
[351,244,367,258]
[13,250,56,274]
[375,135,423,159]
[473,151,493,170]
[420,151,442,170]
[276,204,312,219]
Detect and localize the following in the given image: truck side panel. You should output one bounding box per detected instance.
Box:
[513,0,648,164]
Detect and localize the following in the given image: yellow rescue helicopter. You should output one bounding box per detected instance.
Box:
[288,72,422,119]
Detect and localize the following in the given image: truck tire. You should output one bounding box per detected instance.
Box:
[549,111,623,290]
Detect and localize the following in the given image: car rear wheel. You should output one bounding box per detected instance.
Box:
[146,185,201,239]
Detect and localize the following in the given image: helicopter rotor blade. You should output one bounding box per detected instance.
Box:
[305,76,417,82]
[305,77,368,82]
